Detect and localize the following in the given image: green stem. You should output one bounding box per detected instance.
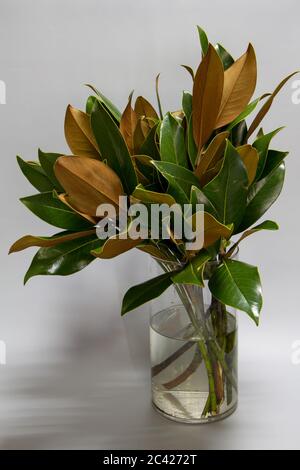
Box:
[197,339,217,413]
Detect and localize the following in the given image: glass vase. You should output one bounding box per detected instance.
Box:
[150,258,238,424]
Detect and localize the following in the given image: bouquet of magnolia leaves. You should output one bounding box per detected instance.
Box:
[10,26,294,326]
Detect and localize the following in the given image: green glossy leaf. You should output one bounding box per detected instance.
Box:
[197,26,209,55]
[202,141,248,227]
[85,84,121,122]
[152,161,200,205]
[91,101,137,195]
[190,185,218,218]
[20,192,93,230]
[139,125,160,160]
[86,95,96,114]
[253,127,284,180]
[38,150,65,192]
[209,259,262,324]
[215,43,234,70]
[238,163,285,232]
[160,113,188,168]
[182,91,192,122]
[17,157,53,192]
[24,234,103,284]
[132,184,176,206]
[260,149,288,179]
[121,271,175,315]
[172,250,211,286]
[230,120,247,147]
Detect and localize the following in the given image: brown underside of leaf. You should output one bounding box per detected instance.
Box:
[215,44,257,129]
[9,229,96,253]
[64,105,100,158]
[192,44,224,150]
[54,156,124,216]
[194,131,229,185]
[237,144,259,184]
[120,93,138,155]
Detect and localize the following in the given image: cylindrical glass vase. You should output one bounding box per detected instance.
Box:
[150,259,238,424]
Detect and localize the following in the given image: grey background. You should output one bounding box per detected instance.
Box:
[0,0,300,450]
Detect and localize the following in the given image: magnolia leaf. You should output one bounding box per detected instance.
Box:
[238,163,285,232]
[132,184,176,206]
[155,74,163,120]
[20,192,93,230]
[190,185,218,219]
[194,131,229,185]
[237,144,259,184]
[121,271,175,315]
[209,259,262,325]
[160,113,188,167]
[152,161,201,205]
[9,229,96,253]
[215,43,234,70]
[192,44,224,149]
[64,105,99,159]
[132,154,160,187]
[85,84,121,122]
[24,234,103,284]
[56,192,97,225]
[91,230,141,259]
[139,125,160,160]
[226,220,278,257]
[120,92,138,155]
[202,141,248,227]
[38,150,65,192]
[226,94,270,132]
[134,96,158,135]
[230,120,248,147]
[188,211,233,249]
[260,149,289,179]
[181,65,194,80]
[182,91,193,121]
[215,44,257,129]
[91,101,137,195]
[253,128,284,180]
[197,26,209,56]
[247,72,298,139]
[54,156,124,216]
[17,157,53,192]
[172,250,211,286]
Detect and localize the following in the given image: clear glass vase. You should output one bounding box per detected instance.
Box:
[150,258,238,424]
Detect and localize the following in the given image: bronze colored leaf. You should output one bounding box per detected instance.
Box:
[246,71,298,139]
[134,96,158,124]
[64,105,100,159]
[137,243,172,261]
[192,44,224,150]
[9,229,96,253]
[91,232,141,259]
[56,192,97,224]
[133,118,150,151]
[215,44,257,129]
[194,131,229,185]
[237,144,259,184]
[189,212,233,249]
[120,92,138,155]
[54,156,124,216]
